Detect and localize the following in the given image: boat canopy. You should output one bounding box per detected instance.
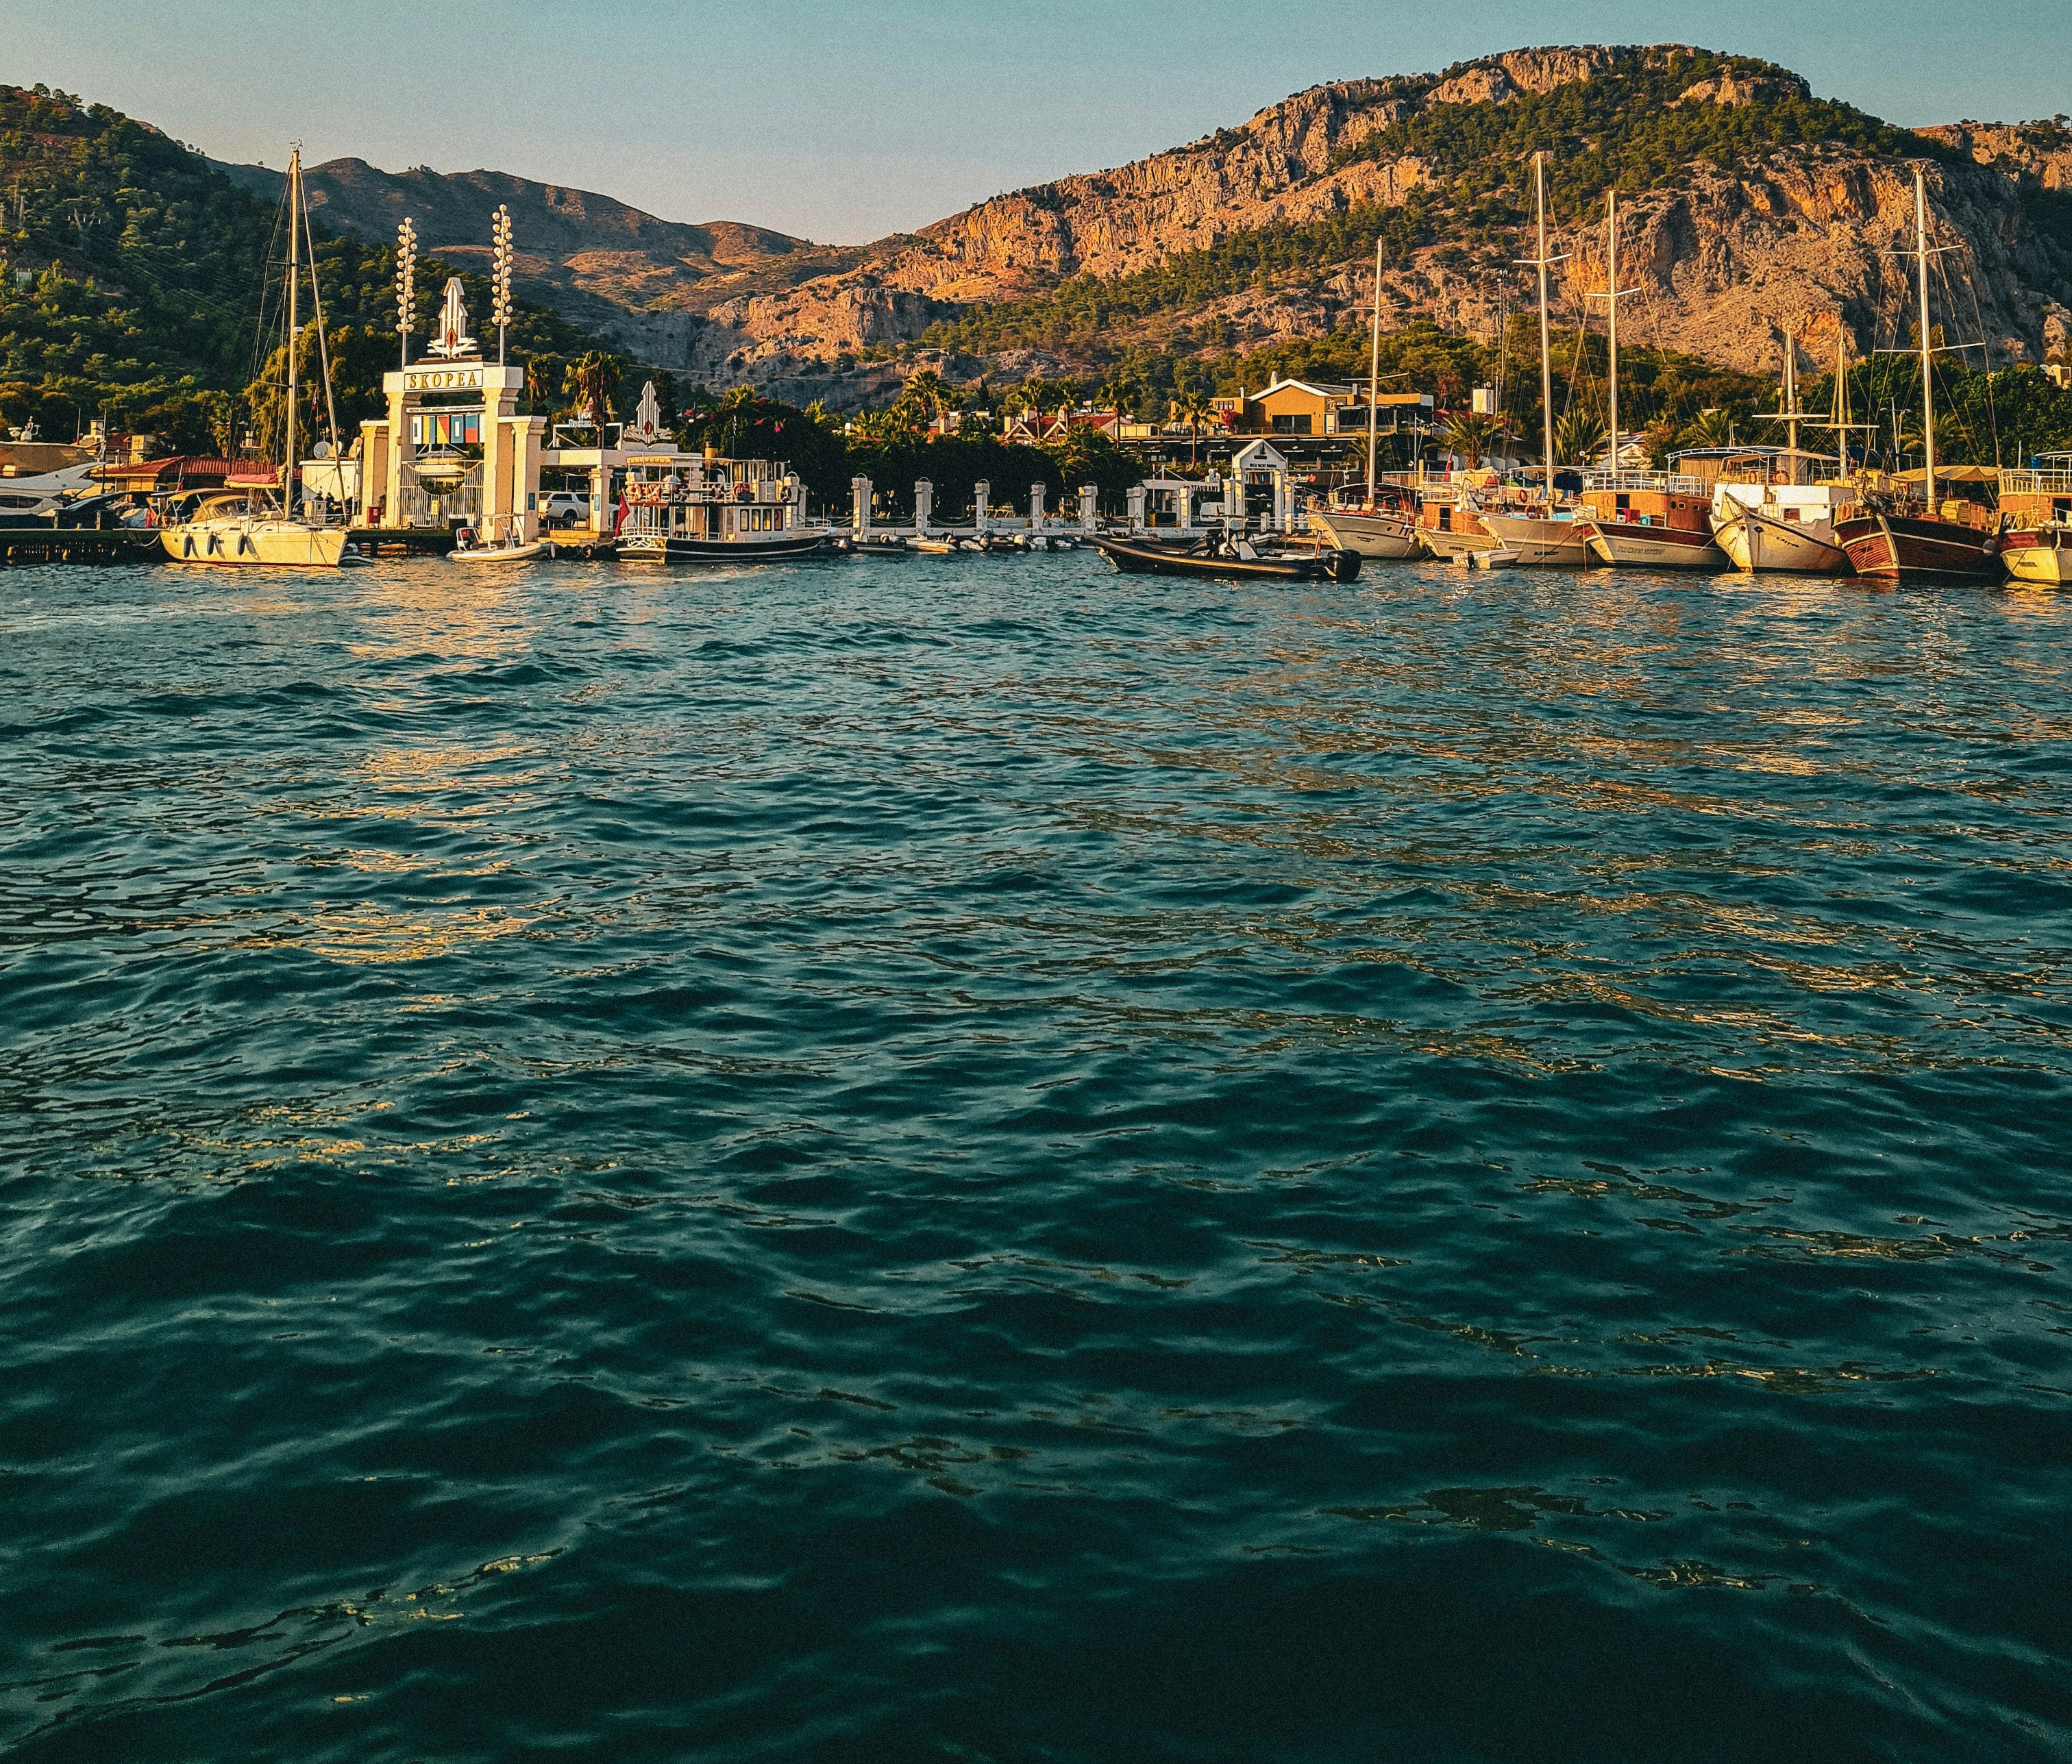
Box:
[1888,464,1999,484]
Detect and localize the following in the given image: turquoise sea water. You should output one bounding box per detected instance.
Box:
[2,552,2070,1761]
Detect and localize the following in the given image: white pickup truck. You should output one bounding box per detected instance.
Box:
[539,490,591,530]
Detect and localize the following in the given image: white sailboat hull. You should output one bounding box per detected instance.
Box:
[162,519,349,567]
[2003,536,2072,586]
[1418,518,1498,560]
[1477,511,1592,567]
[1311,510,1421,558]
[1711,506,1847,574]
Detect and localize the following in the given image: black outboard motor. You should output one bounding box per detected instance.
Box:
[1327,547,1364,583]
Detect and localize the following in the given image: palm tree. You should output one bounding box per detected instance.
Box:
[1170,389,1213,467]
[1094,375,1135,432]
[1441,411,1503,469]
[524,355,558,414]
[1015,378,1052,434]
[717,382,760,454]
[563,351,624,434]
[900,369,949,421]
[1555,407,1608,467]
[1679,408,1734,451]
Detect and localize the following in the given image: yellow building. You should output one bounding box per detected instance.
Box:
[1212,376,1433,438]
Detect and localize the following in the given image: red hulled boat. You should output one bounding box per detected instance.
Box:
[1834,506,2000,584]
[1837,166,2003,587]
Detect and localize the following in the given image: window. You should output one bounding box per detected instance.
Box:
[1271,414,1312,436]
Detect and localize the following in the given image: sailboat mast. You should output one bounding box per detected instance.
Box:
[1834,329,1847,473]
[285,147,299,518]
[1535,152,1555,500]
[1914,165,1935,510]
[1366,234,1382,508]
[1605,190,1619,477]
[1784,332,1799,467]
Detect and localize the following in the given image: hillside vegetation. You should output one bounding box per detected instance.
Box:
[1331,47,1938,230]
[0,84,624,449]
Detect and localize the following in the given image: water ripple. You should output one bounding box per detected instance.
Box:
[2,556,2070,1760]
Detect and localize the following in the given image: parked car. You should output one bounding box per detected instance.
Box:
[541,490,591,530]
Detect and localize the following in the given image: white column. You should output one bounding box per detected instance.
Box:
[1078,486,1096,533]
[517,419,543,541]
[480,401,507,541]
[913,478,933,534]
[1176,484,1194,530]
[591,461,611,534]
[974,479,989,534]
[1030,482,1047,529]
[1126,485,1147,531]
[851,475,872,536]
[383,371,410,528]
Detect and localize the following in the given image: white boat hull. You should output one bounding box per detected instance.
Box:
[1711,506,1847,573]
[449,539,547,564]
[1579,523,1726,569]
[1477,511,1592,567]
[1418,521,1497,560]
[1311,510,1421,558]
[161,519,348,567]
[2003,538,2072,586]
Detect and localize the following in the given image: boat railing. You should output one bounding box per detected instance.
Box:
[1999,469,2072,496]
[1579,470,1705,494]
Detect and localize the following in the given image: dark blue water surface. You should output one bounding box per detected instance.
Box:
[3,554,2071,1761]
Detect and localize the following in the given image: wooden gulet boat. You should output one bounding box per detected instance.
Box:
[1313,235,1423,560]
[1832,168,2001,586]
[1471,151,1594,567]
[1566,190,1725,569]
[1711,330,1866,574]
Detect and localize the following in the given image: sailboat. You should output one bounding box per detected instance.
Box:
[1477,151,1592,567]
[1572,190,1726,569]
[1832,167,2001,585]
[1311,236,1421,560]
[162,146,350,567]
[1710,327,1862,573]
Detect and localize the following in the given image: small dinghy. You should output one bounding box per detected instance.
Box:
[447,526,548,564]
[1096,534,1361,583]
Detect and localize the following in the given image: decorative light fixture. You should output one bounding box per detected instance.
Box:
[395,217,417,369]
[490,206,513,367]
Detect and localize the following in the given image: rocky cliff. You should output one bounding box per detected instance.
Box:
[683,45,2072,390]
[224,48,2072,396]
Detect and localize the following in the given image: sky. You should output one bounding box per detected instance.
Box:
[10,0,2071,244]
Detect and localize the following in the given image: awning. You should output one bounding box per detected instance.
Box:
[1890,464,2000,483]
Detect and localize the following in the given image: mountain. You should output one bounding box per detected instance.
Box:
[175,47,2072,414]
[212,156,843,368]
[0,82,628,451]
[682,45,2072,394]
